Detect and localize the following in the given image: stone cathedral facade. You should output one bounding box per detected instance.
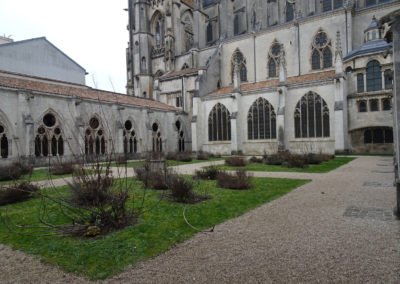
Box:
[0,0,398,166]
[126,0,399,155]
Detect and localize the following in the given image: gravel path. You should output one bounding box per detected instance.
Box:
[1,156,399,283]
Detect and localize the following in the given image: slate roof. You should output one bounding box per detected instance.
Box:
[0,70,178,111]
[344,40,392,61]
[0,37,86,72]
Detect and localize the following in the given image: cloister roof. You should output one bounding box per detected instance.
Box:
[207,70,335,97]
[0,70,178,111]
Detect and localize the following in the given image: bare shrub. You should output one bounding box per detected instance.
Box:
[249,156,263,163]
[176,152,192,162]
[50,162,76,175]
[217,170,252,190]
[115,156,127,165]
[0,182,40,206]
[282,154,308,168]
[13,162,33,175]
[304,153,322,165]
[0,165,22,181]
[167,173,194,203]
[194,165,222,180]
[69,173,114,208]
[197,152,210,160]
[166,152,178,161]
[264,154,284,165]
[149,170,168,190]
[225,157,247,167]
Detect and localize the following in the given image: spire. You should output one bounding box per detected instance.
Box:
[335,31,343,75]
[279,50,287,82]
[335,31,342,59]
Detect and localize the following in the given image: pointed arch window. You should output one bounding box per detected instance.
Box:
[231,49,247,83]
[311,29,332,70]
[183,14,194,51]
[268,41,283,78]
[366,60,382,92]
[207,22,213,43]
[35,113,64,157]
[0,123,8,159]
[234,14,239,35]
[154,14,165,46]
[152,122,162,152]
[294,92,330,138]
[286,2,294,22]
[85,117,106,156]
[123,120,138,154]
[247,98,277,140]
[175,120,185,152]
[208,103,231,142]
[384,69,393,89]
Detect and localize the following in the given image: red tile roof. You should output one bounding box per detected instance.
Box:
[208,70,335,96]
[0,70,178,111]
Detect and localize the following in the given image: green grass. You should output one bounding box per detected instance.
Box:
[0,176,308,280]
[217,157,355,173]
[0,169,73,185]
[112,158,225,168]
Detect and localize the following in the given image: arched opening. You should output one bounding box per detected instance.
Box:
[123,120,138,155]
[366,60,382,92]
[208,103,231,142]
[294,92,330,138]
[35,113,64,157]
[247,98,277,140]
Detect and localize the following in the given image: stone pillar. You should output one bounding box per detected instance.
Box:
[334,31,348,152]
[278,51,287,151]
[230,92,241,155]
[391,19,400,216]
[191,96,199,153]
[277,86,287,151]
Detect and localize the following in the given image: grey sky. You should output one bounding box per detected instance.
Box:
[0,0,128,93]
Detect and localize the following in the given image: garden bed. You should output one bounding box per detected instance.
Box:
[216,157,355,173]
[0,177,308,280]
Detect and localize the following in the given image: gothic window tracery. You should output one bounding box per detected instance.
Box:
[311,29,332,70]
[154,14,165,47]
[175,120,185,152]
[364,128,393,144]
[35,113,64,157]
[183,14,194,51]
[231,49,247,83]
[294,92,330,138]
[208,103,231,142]
[85,117,106,155]
[268,41,283,78]
[0,123,8,159]
[123,120,138,154]
[152,122,162,152]
[247,98,277,140]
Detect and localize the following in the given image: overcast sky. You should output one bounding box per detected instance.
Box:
[0,0,128,93]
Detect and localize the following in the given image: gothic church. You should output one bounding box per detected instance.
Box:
[0,0,398,165]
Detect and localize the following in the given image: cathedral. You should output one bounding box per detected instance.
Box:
[0,0,398,166]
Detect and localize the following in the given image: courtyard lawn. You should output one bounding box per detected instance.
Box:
[217,157,355,173]
[112,157,225,168]
[0,177,308,280]
[0,169,73,185]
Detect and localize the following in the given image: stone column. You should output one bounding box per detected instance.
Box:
[334,31,349,152]
[278,51,287,151]
[391,18,400,216]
